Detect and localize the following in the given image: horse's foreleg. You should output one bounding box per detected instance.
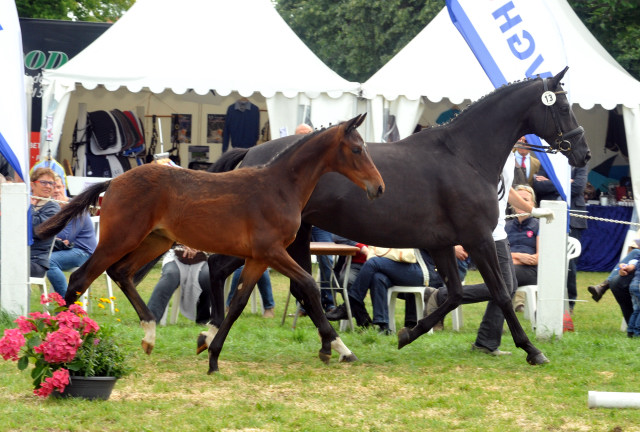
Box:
[399,247,463,348]
[206,259,265,374]
[197,254,245,356]
[107,233,174,355]
[270,250,357,365]
[470,241,549,365]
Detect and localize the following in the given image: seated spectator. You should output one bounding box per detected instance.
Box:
[326,248,467,334]
[46,175,97,297]
[29,168,60,278]
[588,242,640,330]
[506,185,539,312]
[226,265,275,318]
[147,245,212,324]
[625,257,640,338]
[331,234,369,289]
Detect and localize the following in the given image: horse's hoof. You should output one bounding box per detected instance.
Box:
[196,334,208,355]
[207,365,219,375]
[526,352,550,365]
[141,340,154,355]
[319,351,332,364]
[397,327,412,350]
[339,353,358,363]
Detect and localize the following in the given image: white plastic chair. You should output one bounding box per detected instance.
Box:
[29,240,56,307]
[515,236,582,331]
[386,250,433,334]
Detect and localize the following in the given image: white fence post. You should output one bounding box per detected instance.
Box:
[1,182,30,317]
[536,200,568,339]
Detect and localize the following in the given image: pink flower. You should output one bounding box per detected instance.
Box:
[80,317,100,336]
[68,303,87,316]
[27,311,55,326]
[34,368,70,398]
[14,316,37,334]
[56,311,83,330]
[0,328,25,361]
[41,292,66,307]
[34,327,83,364]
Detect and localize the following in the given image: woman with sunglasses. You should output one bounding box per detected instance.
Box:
[29,168,60,278]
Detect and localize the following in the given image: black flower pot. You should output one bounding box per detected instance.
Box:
[52,376,118,400]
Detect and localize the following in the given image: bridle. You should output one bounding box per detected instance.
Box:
[516,77,584,155]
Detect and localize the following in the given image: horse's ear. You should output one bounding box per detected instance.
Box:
[345,113,367,133]
[550,66,569,88]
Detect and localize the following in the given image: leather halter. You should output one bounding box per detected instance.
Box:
[517,77,584,155]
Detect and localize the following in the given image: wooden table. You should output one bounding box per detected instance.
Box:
[281,242,359,330]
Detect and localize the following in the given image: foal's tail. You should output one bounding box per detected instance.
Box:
[35,181,111,239]
[207,148,249,173]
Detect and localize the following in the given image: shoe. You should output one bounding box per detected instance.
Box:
[262,308,274,318]
[515,304,525,313]
[377,324,392,335]
[588,281,610,302]
[628,332,634,338]
[471,342,512,356]
[326,304,348,321]
[423,287,439,317]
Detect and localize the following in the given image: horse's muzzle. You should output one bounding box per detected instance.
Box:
[367,183,385,200]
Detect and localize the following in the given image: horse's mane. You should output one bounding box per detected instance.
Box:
[436,77,539,128]
[264,125,329,166]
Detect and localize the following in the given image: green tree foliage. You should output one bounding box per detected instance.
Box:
[568,0,640,81]
[276,0,441,82]
[16,0,135,22]
[277,0,640,83]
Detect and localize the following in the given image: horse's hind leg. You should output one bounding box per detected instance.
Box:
[206,259,265,374]
[469,241,549,365]
[268,249,357,365]
[107,232,174,355]
[198,254,245,354]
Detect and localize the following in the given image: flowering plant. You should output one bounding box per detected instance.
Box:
[0,293,132,398]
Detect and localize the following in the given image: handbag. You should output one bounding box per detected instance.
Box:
[54,239,73,251]
[174,246,208,265]
[367,246,417,263]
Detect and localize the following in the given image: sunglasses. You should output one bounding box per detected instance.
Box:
[35,180,55,187]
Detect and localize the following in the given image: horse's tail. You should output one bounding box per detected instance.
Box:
[35,181,111,238]
[207,148,249,173]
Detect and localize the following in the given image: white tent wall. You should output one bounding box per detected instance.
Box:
[46,85,272,166]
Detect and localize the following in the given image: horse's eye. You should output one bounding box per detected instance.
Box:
[352,146,362,154]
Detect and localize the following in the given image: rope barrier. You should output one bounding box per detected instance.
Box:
[506,209,639,228]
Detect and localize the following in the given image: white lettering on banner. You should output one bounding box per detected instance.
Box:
[492,1,550,78]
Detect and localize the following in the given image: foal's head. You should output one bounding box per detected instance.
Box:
[330,113,385,200]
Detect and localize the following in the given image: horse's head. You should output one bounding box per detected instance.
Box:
[530,67,591,167]
[335,113,385,200]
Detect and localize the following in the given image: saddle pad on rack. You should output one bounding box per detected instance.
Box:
[88,110,122,155]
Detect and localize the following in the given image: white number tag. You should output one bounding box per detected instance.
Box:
[541,91,556,106]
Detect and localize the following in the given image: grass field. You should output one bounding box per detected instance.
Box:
[2,267,640,431]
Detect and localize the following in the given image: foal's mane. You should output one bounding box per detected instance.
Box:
[263,124,331,166]
[436,77,539,128]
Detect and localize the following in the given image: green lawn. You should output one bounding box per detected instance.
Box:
[1,267,639,432]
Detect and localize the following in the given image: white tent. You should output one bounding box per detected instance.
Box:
[40,0,360,167]
[361,1,640,211]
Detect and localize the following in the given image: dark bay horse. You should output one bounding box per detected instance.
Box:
[205,67,591,370]
[35,114,384,372]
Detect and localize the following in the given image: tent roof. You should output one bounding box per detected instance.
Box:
[42,0,358,99]
[362,1,640,110]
